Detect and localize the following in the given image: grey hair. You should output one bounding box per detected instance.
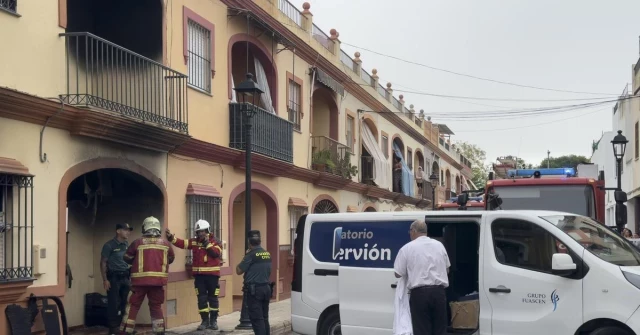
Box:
[410,220,428,234]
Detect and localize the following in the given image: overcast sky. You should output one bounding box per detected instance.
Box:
[288,0,640,167]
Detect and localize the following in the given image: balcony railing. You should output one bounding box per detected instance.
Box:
[312,24,334,53]
[276,0,307,28]
[361,70,373,86]
[420,183,434,202]
[361,156,375,185]
[340,50,357,72]
[311,136,354,178]
[59,32,189,133]
[229,103,294,163]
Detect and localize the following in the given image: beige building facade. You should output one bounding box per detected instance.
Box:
[0,0,474,332]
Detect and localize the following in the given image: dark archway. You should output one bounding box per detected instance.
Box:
[65,166,165,328]
[364,206,377,212]
[311,195,339,213]
[228,34,278,113]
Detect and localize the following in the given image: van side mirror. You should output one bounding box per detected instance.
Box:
[551,253,577,277]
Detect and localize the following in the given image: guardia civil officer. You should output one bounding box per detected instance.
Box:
[100,223,133,335]
[236,230,273,335]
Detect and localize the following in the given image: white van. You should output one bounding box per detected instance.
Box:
[290,210,640,335]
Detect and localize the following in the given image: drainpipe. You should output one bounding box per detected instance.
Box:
[307,68,317,170]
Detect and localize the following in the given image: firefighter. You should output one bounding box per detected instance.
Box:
[119,216,175,335]
[236,230,273,335]
[166,219,223,330]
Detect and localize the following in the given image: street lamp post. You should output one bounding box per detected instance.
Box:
[547,150,550,168]
[429,172,439,210]
[233,73,263,330]
[611,130,629,233]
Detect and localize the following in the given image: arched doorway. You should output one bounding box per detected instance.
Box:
[63,163,165,328]
[311,86,339,140]
[229,35,278,113]
[228,182,279,309]
[364,206,377,212]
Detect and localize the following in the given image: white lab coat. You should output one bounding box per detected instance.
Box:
[393,276,413,335]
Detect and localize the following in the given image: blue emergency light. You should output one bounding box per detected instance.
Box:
[449,196,483,202]
[506,168,575,178]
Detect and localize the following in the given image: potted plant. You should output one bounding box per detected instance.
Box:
[312,149,335,172]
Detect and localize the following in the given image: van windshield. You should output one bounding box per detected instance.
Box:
[492,185,596,219]
[540,215,640,266]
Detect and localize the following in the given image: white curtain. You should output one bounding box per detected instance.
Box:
[231,76,237,103]
[254,58,276,114]
[361,121,391,190]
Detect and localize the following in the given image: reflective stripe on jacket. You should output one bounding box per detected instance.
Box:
[171,234,222,276]
[125,236,175,286]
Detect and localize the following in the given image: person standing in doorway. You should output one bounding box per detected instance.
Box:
[394,220,450,335]
[236,230,273,335]
[100,223,133,335]
[166,219,223,330]
[120,216,175,335]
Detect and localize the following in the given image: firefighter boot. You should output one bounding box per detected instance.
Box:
[208,311,219,330]
[197,312,209,330]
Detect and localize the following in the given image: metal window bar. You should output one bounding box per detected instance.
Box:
[59,32,189,134]
[186,195,222,264]
[392,97,401,110]
[277,0,306,28]
[311,136,351,176]
[229,103,294,163]
[312,24,334,53]
[288,101,301,131]
[187,19,212,93]
[0,174,34,282]
[0,0,16,13]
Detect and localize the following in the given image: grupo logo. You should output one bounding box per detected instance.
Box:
[332,227,391,261]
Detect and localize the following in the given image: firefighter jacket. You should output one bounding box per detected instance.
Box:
[124,236,175,287]
[171,233,222,276]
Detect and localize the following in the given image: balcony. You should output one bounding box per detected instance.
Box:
[311,136,355,179]
[229,103,293,163]
[59,32,188,134]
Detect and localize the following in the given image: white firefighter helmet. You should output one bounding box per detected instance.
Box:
[142,216,161,235]
[194,219,210,233]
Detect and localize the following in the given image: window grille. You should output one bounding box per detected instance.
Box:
[186,195,222,264]
[0,173,34,281]
[187,19,212,92]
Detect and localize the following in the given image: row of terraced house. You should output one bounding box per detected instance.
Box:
[0,0,475,332]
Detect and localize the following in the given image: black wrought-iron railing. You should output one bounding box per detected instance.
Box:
[0,173,34,282]
[361,156,375,185]
[59,32,189,133]
[229,103,294,163]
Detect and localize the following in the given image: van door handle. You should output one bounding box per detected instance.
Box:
[391,283,397,289]
[489,287,511,293]
[314,269,338,276]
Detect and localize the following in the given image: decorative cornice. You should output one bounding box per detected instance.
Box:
[221,0,464,171]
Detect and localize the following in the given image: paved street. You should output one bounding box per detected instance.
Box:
[166,299,292,335]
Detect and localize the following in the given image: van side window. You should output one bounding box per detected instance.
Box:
[491,219,561,274]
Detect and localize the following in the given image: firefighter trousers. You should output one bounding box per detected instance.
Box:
[119,285,165,334]
[194,274,220,320]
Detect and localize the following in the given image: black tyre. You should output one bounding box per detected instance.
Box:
[590,326,631,335]
[318,309,341,335]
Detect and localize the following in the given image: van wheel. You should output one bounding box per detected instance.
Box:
[589,327,631,335]
[318,309,341,335]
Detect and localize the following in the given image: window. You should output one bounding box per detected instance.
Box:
[289,206,307,256]
[635,121,639,159]
[0,0,17,14]
[541,214,640,266]
[0,173,34,281]
[288,80,301,131]
[186,194,221,264]
[187,19,212,93]
[381,135,389,158]
[491,219,561,273]
[346,115,355,151]
[407,148,413,170]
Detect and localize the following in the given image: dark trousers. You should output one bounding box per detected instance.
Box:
[194,275,220,319]
[246,284,271,335]
[409,285,448,335]
[107,271,131,331]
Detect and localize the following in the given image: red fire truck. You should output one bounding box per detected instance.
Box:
[484,165,606,223]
